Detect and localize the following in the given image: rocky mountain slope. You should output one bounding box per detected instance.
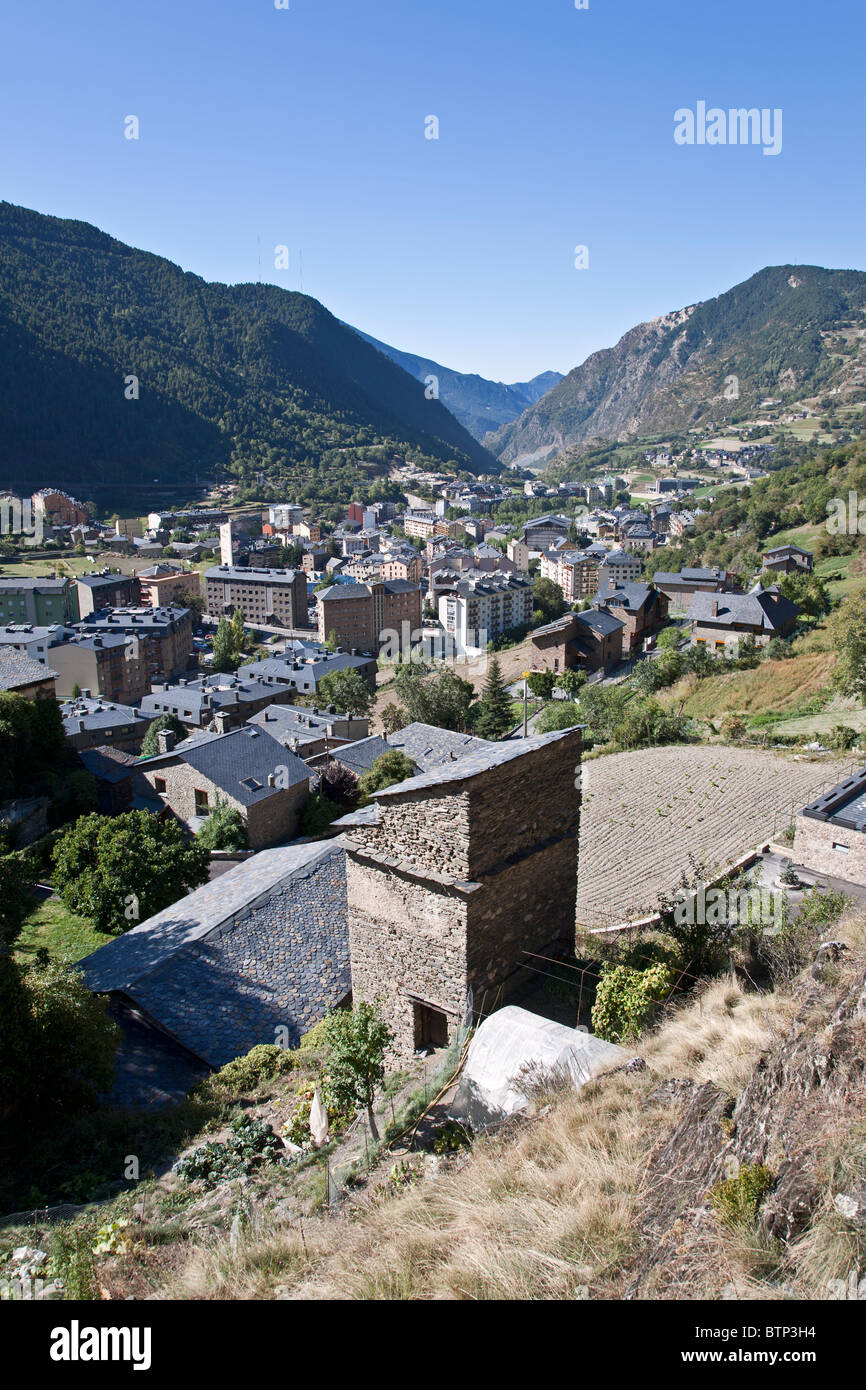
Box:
[488,265,866,466]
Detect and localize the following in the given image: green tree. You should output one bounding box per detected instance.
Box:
[52,812,210,935]
[140,714,186,758]
[527,670,556,700]
[473,656,513,740]
[230,606,246,652]
[0,853,33,948]
[532,577,566,624]
[394,662,475,732]
[212,616,241,673]
[536,700,583,733]
[317,667,374,718]
[380,701,406,736]
[358,750,416,800]
[196,801,249,852]
[323,1001,395,1140]
[828,594,866,703]
[557,668,587,699]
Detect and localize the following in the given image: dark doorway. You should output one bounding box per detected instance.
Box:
[413,1001,449,1051]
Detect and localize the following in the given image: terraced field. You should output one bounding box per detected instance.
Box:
[575,744,857,928]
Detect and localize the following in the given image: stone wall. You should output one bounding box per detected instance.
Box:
[793,814,866,887]
[345,727,583,1060]
[142,760,309,850]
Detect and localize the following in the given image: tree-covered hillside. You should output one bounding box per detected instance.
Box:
[0,202,496,491]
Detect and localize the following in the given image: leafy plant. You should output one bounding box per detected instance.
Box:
[174,1114,287,1187]
[710,1163,774,1230]
[591,962,674,1043]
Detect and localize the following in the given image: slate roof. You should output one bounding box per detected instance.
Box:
[331,734,392,777]
[386,721,492,772]
[801,766,866,829]
[593,582,656,614]
[79,746,140,783]
[141,725,310,803]
[0,647,58,690]
[574,608,625,637]
[61,697,150,734]
[686,588,799,632]
[78,842,350,1067]
[374,726,581,798]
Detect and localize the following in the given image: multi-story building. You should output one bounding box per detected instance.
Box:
[137,564,202,608]
[402,509,438,539]
[317,578,422,651]
[0,575,80,626]
[597,549,643,591]
[204,565,309,629]
[381,550,423,583]
[539,548,601,603]
[76,570,140,617]
[522,514,571,551]
[439,573,534,655]
[60,695,155,752]
[32,489,89,527]
[268,503,304,531]
[141,671,296,730]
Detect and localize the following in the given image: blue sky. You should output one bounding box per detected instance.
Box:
[1,0,863,382]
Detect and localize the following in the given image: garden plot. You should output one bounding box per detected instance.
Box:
[575,745,854,928]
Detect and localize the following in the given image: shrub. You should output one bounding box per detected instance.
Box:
[536,700,582,733]
[829,724,859,750]
[720,714,747,741]
[51,1221,99,1300]
[591,962,675,1043]
[196,1043,299,1101]
[174,1114,287,1187]
[358,751,416,800]
[196,802,249,852]
[299,792,341,838]
[710,1163,774,1230]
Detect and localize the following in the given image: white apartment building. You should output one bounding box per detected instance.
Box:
[438,573,535,656]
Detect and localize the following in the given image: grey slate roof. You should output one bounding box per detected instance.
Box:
[574,608,624,637]
[686,588,798,632]
[386,721,491,772]
[331,735,392,776]
[141,725,310,803]
[78,842,350,1067]
[0,647,58,689]
[374,726,581,798]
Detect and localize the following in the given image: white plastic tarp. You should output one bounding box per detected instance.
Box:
[450,1005,630,1130]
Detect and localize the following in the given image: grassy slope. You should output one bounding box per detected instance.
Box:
[660,650,836,721]
[14,899,105,966]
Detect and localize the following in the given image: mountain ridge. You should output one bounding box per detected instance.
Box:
[487,264,866,466]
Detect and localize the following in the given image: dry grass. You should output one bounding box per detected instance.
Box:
[161,975,795,1301]
[661,651,834,720]
[640,978,795,1095]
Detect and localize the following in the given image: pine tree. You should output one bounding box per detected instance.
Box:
[474,656,513,740]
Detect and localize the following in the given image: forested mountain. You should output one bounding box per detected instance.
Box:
[350,326,562,440]
[0,202,496,491]
[488,266,866,466]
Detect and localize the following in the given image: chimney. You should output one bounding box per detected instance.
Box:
[157,729,176,754]
[711,600,719,617]
[267,773,276,788]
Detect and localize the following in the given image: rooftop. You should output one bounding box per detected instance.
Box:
[141,725,310,802]
[0,647,58,690]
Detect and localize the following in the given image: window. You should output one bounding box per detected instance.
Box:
[154,777,167,793]
[832,842,850,853]
[413,1001,449,1051]
[194,788,210,816]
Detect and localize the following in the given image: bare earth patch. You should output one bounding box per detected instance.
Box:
[575,745,856,927]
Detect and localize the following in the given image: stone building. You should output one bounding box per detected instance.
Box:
[793,767,866,888]
[591,581,670,656]
[139,725,311,850]
[530,609,624,675]
[336,727,582,1058]
[75,570,140,617]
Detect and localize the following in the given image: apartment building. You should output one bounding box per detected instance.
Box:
[137,564,202,608]
[204,565,309,629]
[32,489,89,527]
[539,548,602,602]
[0,575,80,626]
[76,570,140,617]
[402,509,438,539]
[317,578,422,651]
[438,573,534,655]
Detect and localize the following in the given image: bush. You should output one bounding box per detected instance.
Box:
[536,700,582,733]
[591,962,675,1043]
[710,1163,774,1230]
[196,1043,299,1101]
[174,1114,287,1187]
[196,802,249,852]
[829,724,859,750]
[358,751,416,800]
[299,792,342,838]
[720,714,748,741]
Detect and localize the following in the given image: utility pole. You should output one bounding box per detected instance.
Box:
[522,669,530,738]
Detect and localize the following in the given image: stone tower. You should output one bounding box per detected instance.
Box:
[340,726,582,1058]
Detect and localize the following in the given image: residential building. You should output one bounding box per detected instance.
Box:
[268,503,304,531]
[686,585,799,652]
[381,550,423,583]
[0,575,80,626]
[79,841,350,1069]
[238,648,378,695]
[793,768,866,888]
[317,578,422,651]
[668,510,696,539]
[141,671,296,730]
[138,725,311,850]
[439,573,534,654]
[596,550,643,590]
[50,607,194,701]
[204,565,309,629]
[761,545,814,576]
[247,704,370,759]
[137,564,202,608]
[402,509,438,539]
[652,566,731,613]
[507,539,530,571]
[76,570,140,617]
[61,695,155,752]
[591,582,670,655]
[530,608,624,674]
[540,548,601,602]
[32,489,89,526]
[0,647,58,700]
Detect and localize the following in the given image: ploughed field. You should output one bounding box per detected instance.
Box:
[575,745,854,927]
